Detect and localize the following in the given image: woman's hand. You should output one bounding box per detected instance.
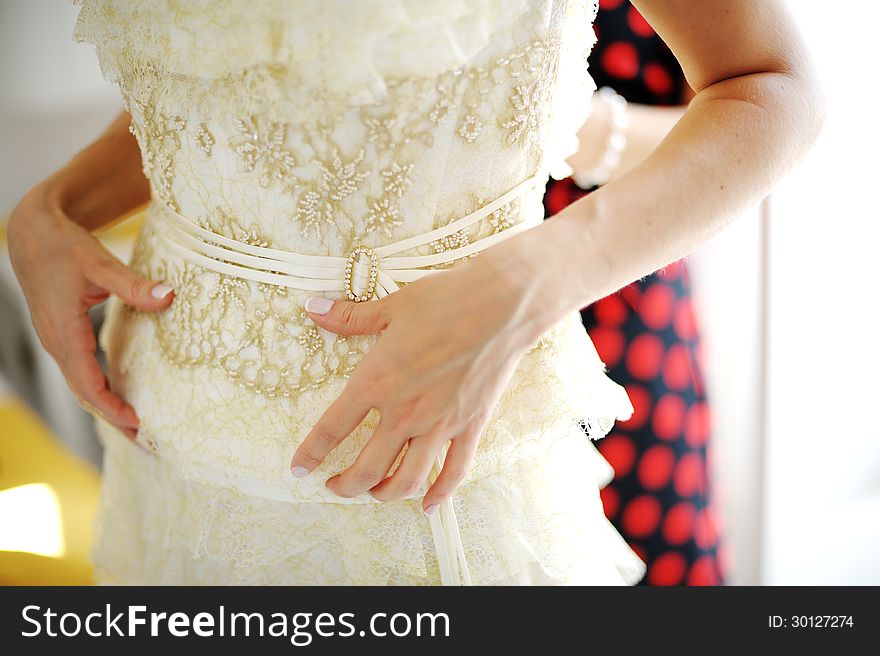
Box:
[289,252,545,513]
[7,184,174,441]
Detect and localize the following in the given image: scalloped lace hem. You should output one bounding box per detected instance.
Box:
[90,417,646,586]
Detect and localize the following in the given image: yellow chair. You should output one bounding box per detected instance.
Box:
[0,205,144,585]
[0,396,101,585]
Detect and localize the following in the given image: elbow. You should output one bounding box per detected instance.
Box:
[804,73,827,149]
[746,61,826,171]
[704,51,826,163]
[782,56,826,154]
[768,34,826,157]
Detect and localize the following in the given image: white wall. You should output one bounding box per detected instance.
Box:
[760,1,880,584]
[688,207,764,585]
[0,0,121,214]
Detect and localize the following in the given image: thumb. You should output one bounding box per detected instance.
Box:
[88,253,175,312]
[304,295,390,336]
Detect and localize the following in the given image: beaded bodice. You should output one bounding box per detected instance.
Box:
[73,0,601,402]
[71,1,634,505]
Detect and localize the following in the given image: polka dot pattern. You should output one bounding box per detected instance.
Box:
[640,282,675,330]
[662,502,696,545]
[598,433,637,478]
[626,333,664,380]
[599,485,620,520]
[601,42,639,79]
[684,401,710,447]
[589,326,625,368]
[621,383,651,431]
[622,495,662,538]
[673,452,704,498]
[643,63,674,96]
[542,1,724,586]
[637,444,675,490]
[648,551,687,586]
[627,5,655,37]
[662,343,692,390]
[651,393,685,441]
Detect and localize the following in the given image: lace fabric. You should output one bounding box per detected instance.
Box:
[72,0,646,585]
[91,415,646,586]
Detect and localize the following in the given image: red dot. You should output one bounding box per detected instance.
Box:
[621,495,662,538]
[600,0,624,10]
[651,393,685,441]
[593,294,629,327]
[620,283,641,307]
[639,282,675,330]
[622,384,651,430]
[693,507,719,550]
[684,401,710,447]
[599,485,620,520]
[597,433,636,478]
[663,502,697,545]
[545,179,576,214]
[673,299,698,341]
[662,344,692,390]
[648,551,687,586]
[673,453,704,497]
[643,63,673,96]
[686,555,719,586]
[627,6,655,37]
[637,444,675,490]
[588,326,625,368]
[601,42,639,79]
[625,333,664,380]
[658,261,682,282]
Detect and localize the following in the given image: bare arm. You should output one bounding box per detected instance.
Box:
[42,110,151,231]
[293,0,823,511]
[488,0,824,343]
[7,110,173,441]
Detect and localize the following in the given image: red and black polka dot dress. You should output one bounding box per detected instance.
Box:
[543,0,726,585]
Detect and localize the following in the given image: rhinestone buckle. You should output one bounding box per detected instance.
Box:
[344,246,380,302]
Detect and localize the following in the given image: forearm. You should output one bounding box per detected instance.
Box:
[488,67,823,347]
[36,111,150,231]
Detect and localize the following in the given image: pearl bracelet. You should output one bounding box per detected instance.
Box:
[573,86,629,190]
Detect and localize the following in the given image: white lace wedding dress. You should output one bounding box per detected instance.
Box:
[73,0,647,585]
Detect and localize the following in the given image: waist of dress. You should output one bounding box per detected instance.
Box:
[153,171,547,302]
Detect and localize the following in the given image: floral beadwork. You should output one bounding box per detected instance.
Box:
[229,115,297,188]
[125,222,375,399]
[112,32,568,398]
[195,123,215,157]
[124,64,186,212]
[364,197,403,238]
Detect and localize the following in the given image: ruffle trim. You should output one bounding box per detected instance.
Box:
[545,0,599,181]
[72,0,537,105]
[99,294,633,507]
[91,415,646,585]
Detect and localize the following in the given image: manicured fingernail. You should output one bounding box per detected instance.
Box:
[304,296,333,314]
[424,504,438,515]
[151,283,174,299]
[291,465,310,478]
